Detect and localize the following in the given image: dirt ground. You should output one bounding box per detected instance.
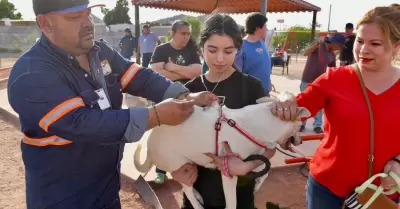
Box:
[0,118,308,209]
[0,100,307,208]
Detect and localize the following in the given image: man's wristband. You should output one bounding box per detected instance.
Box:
[152,103,160,126]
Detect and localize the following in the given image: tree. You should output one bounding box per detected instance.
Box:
[0,0,22,20]
[101,0,131,26]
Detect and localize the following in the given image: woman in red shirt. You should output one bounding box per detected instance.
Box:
[206,4,400,209]
[271,4,400,209]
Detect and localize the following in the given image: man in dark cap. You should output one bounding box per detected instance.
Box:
[301,33,346,133]
[339,23,356,66]
[8,0,218,208]
[119,27,136,60]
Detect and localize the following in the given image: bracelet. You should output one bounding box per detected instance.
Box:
[152,103,160,126]
[391,157,400,165]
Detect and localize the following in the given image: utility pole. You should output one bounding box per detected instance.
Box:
[327,4,332,32]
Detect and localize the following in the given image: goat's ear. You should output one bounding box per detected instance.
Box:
[256,96,276,104]
[296,107,311,119]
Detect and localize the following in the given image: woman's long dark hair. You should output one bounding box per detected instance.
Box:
[171,20,201,55]
[198,14,243,51]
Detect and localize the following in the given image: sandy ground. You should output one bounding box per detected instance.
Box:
[0,118,308,209]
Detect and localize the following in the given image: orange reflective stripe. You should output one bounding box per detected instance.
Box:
[22,134,72,147]
[120,63,141,90]
[39,97,85,132]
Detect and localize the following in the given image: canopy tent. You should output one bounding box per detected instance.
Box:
[131,0,321,14]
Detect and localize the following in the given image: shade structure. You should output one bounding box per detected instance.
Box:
[131,0,321,14]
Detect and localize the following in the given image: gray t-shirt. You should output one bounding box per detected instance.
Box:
[301,43,336,83]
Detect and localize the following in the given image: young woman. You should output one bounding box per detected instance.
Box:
[208,4,400,209]
[150,20,202,184]
[171,14,276,209]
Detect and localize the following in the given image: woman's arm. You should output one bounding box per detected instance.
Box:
[303,40,321,56]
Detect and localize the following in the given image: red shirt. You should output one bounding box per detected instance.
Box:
[297,65,400,198]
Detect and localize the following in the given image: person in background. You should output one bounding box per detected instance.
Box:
[139,24,160,67]
[119,28,136,60]
[150,19,202,184]
[300,33,345,133]
[271,47,287,66]
[339,23,356,66]
[150,20,202,85]
[235,12,272,96]
[171,14,275,209]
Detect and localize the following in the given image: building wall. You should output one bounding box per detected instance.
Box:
[0,23,170,53]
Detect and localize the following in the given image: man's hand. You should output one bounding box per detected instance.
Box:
[178,91,219,107]
[148,98,195,128]
[171,163,198,186]
[165,57,177,72]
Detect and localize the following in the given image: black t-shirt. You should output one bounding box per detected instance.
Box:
[339,34,356,62]
[150,42,201,83]
[181,70,266,209]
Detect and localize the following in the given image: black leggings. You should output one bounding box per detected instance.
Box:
[181,166,256,209]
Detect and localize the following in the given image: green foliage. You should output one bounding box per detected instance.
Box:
[101,0,131,26]
[0,0,22,19]
[166,16,204,43]
[270,25,316,52]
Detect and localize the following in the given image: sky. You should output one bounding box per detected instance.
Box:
[9,0,397,32]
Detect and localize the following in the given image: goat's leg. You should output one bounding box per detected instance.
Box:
[221,174,238,209]
[182,184,204,209]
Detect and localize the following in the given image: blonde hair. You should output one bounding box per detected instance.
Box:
[357,4,400,46]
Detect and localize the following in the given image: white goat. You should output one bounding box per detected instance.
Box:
[133,94,311,209]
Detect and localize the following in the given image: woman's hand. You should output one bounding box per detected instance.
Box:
[205,142,255,177]
[270,95,298,121]
[381,156,400,190]
[171,163,198,186]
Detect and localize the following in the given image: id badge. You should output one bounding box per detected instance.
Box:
[95,88,111,110]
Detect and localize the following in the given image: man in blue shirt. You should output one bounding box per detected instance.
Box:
[139,24,160,67]
[235,13,272,96]
[119,27,136,60]
[9,1,217,208]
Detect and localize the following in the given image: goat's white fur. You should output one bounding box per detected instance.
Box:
[133,93,311,209]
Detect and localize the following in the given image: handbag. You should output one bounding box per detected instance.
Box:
[343,64,400,209]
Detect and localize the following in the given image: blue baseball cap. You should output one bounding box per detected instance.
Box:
[33,0,105,15]
[324,33,346,45]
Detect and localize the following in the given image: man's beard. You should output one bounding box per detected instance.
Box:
[78,26,95,51]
